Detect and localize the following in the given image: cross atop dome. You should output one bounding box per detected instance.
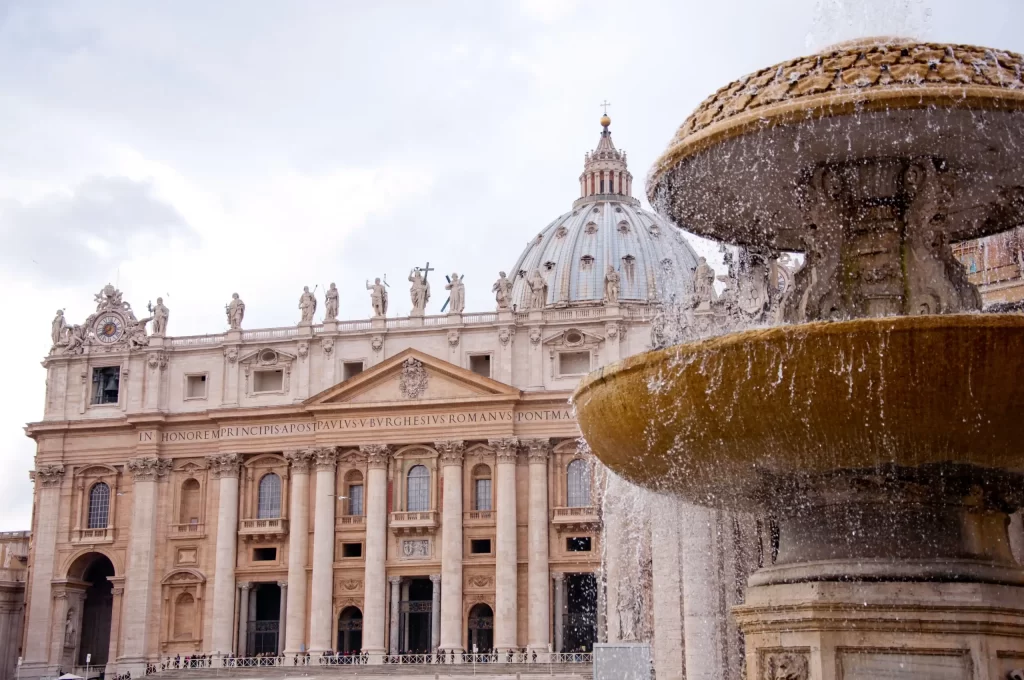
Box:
[579,108,632,201]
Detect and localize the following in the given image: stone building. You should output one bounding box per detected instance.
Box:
[953,226,1024,307]
[19,116,700,679]
[0,532,29,680]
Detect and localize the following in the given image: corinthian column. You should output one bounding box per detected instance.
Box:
[22,465,64,676]
[436,440,465,653]
[119,457,172,674]
[283,449,313,654]
[309,447,339,654]
[207,454,241,657]
[360,444,391,659]
[490,437,518,653]
[523,439,551,655]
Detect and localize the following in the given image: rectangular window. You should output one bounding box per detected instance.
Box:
[567,536,592,552]
[185,374,207,399]
[253,369,284,393]
[253,547,277,562]
[91,366,120,405]
[347,484,364,516]
[342,542,363,558]
[470,539,492,554]
[559,351,591,376]
[469,354,492,378]
[343,361,364,380]
[474,479,492,511]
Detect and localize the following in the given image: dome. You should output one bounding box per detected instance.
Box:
[508,118,699,309]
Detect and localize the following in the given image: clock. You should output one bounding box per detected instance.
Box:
[95,314,125,344]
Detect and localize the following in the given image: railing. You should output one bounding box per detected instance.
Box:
[74,527,114,543]
[0,569,26,582]
[0,530,29,539]
[462,312,498,324]
[240,327,300,341]
[238,518,288,535]
[167,334,225,348]
[464,510,494,524]
[338,515,365,526]
[335,320,372,332]
[552,506,599,520]
[169,523,205,538]
[389,511,439,535]
[159,650,592,670]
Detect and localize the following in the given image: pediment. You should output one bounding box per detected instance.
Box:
[305,348,519,408]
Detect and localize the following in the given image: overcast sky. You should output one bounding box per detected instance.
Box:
[1,0,1021,530]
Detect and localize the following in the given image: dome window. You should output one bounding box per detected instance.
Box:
[661,258,674,273]
[585,222,598,235]
[592,207,600,214]
[564,329,585,346]
[518,270,528,279]
[580,255,595,270]
[534,234,544,244]
[649,225,661,237]
[615,206,623,213]
[544,261,557,271]
[617,221,630,234]
[555,226,568,239]
[621,254,637,279]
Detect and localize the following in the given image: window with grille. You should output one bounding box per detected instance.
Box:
[567,459,591,508]
[348,484,364,516]
[257,473,282,519]
[406,465,430,512]
[91,366,120,405]
[475,479,492,511]
[88,482,110,528]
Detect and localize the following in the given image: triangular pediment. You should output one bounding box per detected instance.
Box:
[304,348,519,408]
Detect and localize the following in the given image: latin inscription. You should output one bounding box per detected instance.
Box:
[139,408,574,443]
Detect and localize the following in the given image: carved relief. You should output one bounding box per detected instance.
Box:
[402,539,431,559]
[297,342,309,358]
[467,575,493,588]
[498,327,514,346]
[341,579,361,591]
[147,352,168,370]
[398,358,428,399]
[127,457,172,481]
[371,335,384,353]
[760,651,809,680]
[224,346,238,363]
[529,328,542,345]
[321,338,334,358]
[447,330,460,348]
[36,465,66,488]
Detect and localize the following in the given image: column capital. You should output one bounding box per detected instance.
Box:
[361,444,391,469]
[489,437,519,463]
[278,581,288,589]
[521,438,552,462]
[238,582,251,591]
[127,456,172,481]
[429,574,441,585]
[206,453,242,478]
[388,575,402,586]
[551,572,565,584]
[435,440,465,466]
[33,464,66,488]
[312,446,339,470]
[284,448,315,473]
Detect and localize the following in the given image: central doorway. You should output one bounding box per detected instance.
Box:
[467,603,493,654]
[564,573,597,653]
[246,583,281,656]
[399,578,433,654]
[337,606,363,653]
[67,552,115,669]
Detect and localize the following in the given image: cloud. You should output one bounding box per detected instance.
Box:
[0,175,196,286]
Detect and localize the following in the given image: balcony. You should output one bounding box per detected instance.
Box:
[337,515,365,529]
[551,506,600,533]
[73,527,114,544]
[463,510,495,526]
[389,511,439,536]
[169,523,206,539]
[238,518,288,542]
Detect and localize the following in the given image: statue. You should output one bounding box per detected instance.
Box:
[64,610,75,647]
[526,269,548,309]
[445,272,465,314]
[492,271,513,310]
[51,310,67,347]
[692,257,717,311]
[298,286,317,325]
[603,265,621,303]
[64,325,86,355]
[127,316,151,349]
[366,278,388,317]
[408,268,430,316]
[94,284,124,312]
[324,283,339,322]
[226,293,245,330]
[147,297,169,335]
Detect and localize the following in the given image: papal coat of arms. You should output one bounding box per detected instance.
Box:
[398,358,428,399]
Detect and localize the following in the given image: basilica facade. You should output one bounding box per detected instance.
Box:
[17,117,699,678]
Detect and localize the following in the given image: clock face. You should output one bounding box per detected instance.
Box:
[95,315,125,343]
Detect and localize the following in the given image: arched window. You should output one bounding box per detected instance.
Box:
[345,470,364,516]
[88,482,110,529]
[257,473,282,519]
[567,459,591,508]
[472,464,492,512]
[179,478,201,525]
[173,592,195,639]
[406,465,430,512]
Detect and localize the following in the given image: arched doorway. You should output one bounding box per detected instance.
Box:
[336,607,362,654]
[67,553,115,668]
[399,578,433,654]
[467,604,493,654]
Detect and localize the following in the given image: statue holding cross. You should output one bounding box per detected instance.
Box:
[408,262,433,316]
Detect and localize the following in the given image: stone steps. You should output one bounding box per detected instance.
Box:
[152,664,592,679]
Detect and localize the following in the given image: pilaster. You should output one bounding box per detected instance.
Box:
[283,449,313,654]
[361,444,391,657]
[490,437,519,652]
[206,454,241,656]
[523,438,551,654]
[309,447,339,654]
[22,465,64,677]
[388,576,401,655]
[436,441,465,653]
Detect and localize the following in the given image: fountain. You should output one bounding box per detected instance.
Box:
[576,39,1024,679]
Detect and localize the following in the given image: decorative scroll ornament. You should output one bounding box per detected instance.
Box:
[35,464,66,488]
[360,444,391,469]
[371,335,384,353]
[321,338,334,357]
[488,437,519,463]
[399,358,428,399]
[521,438,551,463]
[224,346,238,363]
[447,330,460,348]
[283,449,315,474]
[127,456,172,481]
[498,326,514,346]
[205,453,241,479]
[435,440,465,466]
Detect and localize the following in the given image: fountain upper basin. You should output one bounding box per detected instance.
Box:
[573,314,1024,510]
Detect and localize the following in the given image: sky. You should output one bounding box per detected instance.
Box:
[1,0,1022,530]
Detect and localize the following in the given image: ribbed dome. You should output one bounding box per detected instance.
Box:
[508,117,700,309]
